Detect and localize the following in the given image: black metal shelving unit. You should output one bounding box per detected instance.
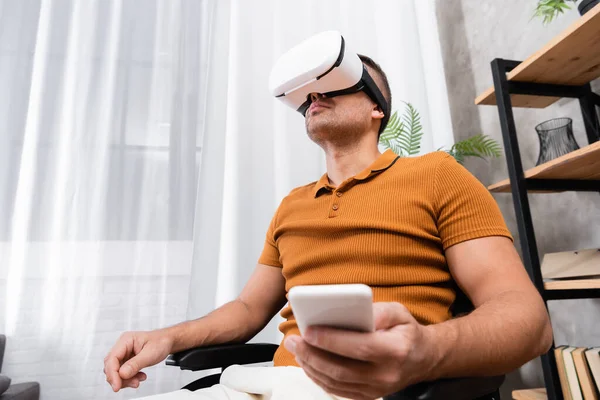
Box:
[488,58,600,400]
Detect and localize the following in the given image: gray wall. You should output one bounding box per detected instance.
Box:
[435,1,600,397]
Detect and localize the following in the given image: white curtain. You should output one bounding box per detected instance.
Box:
[0,1,452,399]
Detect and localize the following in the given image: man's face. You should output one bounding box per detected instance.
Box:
[304,89,378,146]
[304,64,385,146]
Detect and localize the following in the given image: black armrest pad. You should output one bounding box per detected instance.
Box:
[389,375,505,400]
[166,343,278,371]
[166,342,504,400]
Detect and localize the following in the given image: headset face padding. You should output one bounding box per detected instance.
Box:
[269,30,389,133]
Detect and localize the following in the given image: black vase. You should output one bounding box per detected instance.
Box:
[535,118,580,166]
[578,0,600,15]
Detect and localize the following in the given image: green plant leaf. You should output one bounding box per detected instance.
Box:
[446,134,502,164]
[379,103,422,156]
[401,103,424,155]
[379,103,502,164]
[380,109,410,156]
[533,0,576,24]
[380,111,401,141]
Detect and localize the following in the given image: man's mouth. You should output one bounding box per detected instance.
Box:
[308,101,330,114]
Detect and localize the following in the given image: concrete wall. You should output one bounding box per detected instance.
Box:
[435,1,600,397]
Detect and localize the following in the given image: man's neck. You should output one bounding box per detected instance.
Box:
[323,139,381,187]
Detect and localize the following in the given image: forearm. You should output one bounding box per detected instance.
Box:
[164,299,262,353]
[423,290,553,380]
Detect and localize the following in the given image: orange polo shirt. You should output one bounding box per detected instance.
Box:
[258,150,512,366]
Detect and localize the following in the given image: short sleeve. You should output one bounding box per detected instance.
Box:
[434,154,513,249]
[258,207,283,268]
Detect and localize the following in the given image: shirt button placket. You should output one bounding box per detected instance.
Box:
[329,191,341,217]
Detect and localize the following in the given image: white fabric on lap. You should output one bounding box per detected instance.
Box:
[221,365,338,399]
[135,365,376,399]
[134,386,256,400]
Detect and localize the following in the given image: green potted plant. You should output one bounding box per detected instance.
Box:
[534,0,599,24]
[379,102,502,164]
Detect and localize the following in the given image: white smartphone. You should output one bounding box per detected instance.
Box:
[288,284,374,336]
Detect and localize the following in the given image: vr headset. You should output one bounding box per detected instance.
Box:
[269,31,389,133]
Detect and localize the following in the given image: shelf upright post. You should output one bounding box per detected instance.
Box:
[490,58,563,400]
[579,83,600,144]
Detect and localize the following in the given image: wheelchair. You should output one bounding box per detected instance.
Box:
[165,289,504,400]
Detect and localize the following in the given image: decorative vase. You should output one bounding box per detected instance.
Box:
[578,0,600,15]
[535,118,581,166]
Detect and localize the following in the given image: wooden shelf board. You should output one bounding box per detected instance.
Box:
[488,141,600,193]
[512,388,547,400]
[475,3,600,108]
[475,89,561,109]
[544,278,600,290]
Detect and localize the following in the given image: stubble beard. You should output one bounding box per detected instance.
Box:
[305,110,368,149]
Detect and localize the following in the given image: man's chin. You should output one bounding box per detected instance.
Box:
[305,126,325,144]
[306,125,340,145]
[306,122,325,137]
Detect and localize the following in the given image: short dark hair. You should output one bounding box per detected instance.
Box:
[358,54,392,135]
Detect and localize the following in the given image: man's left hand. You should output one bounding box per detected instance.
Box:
[284,302,438,400]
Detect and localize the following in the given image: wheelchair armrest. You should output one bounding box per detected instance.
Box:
[165,343,278,371]
[390,375,505,400]
[166,342,504,400]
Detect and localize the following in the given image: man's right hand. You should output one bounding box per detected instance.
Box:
[102,264,287,392]
[104,330,174,392]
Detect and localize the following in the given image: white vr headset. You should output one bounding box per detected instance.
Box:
[269,31,390,133]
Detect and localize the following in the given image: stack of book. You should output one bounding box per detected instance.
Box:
[555,346,600,400]
[543,249,600,400]
[541,248,600,290]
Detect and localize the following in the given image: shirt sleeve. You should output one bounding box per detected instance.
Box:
[434,154,513,249]
[257,207,283,268]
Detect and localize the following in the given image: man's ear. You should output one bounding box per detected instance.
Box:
[371,105,385,120]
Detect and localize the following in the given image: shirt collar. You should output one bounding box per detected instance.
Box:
[313,149,399,197]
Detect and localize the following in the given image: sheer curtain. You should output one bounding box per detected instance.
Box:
[0,1,210,398]
[0,1,452,399]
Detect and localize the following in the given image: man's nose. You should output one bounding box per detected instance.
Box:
[309,92,324,102]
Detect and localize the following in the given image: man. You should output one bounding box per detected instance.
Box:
[104,55,553,400]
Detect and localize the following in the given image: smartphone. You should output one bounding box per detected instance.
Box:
[288,284,374,336]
